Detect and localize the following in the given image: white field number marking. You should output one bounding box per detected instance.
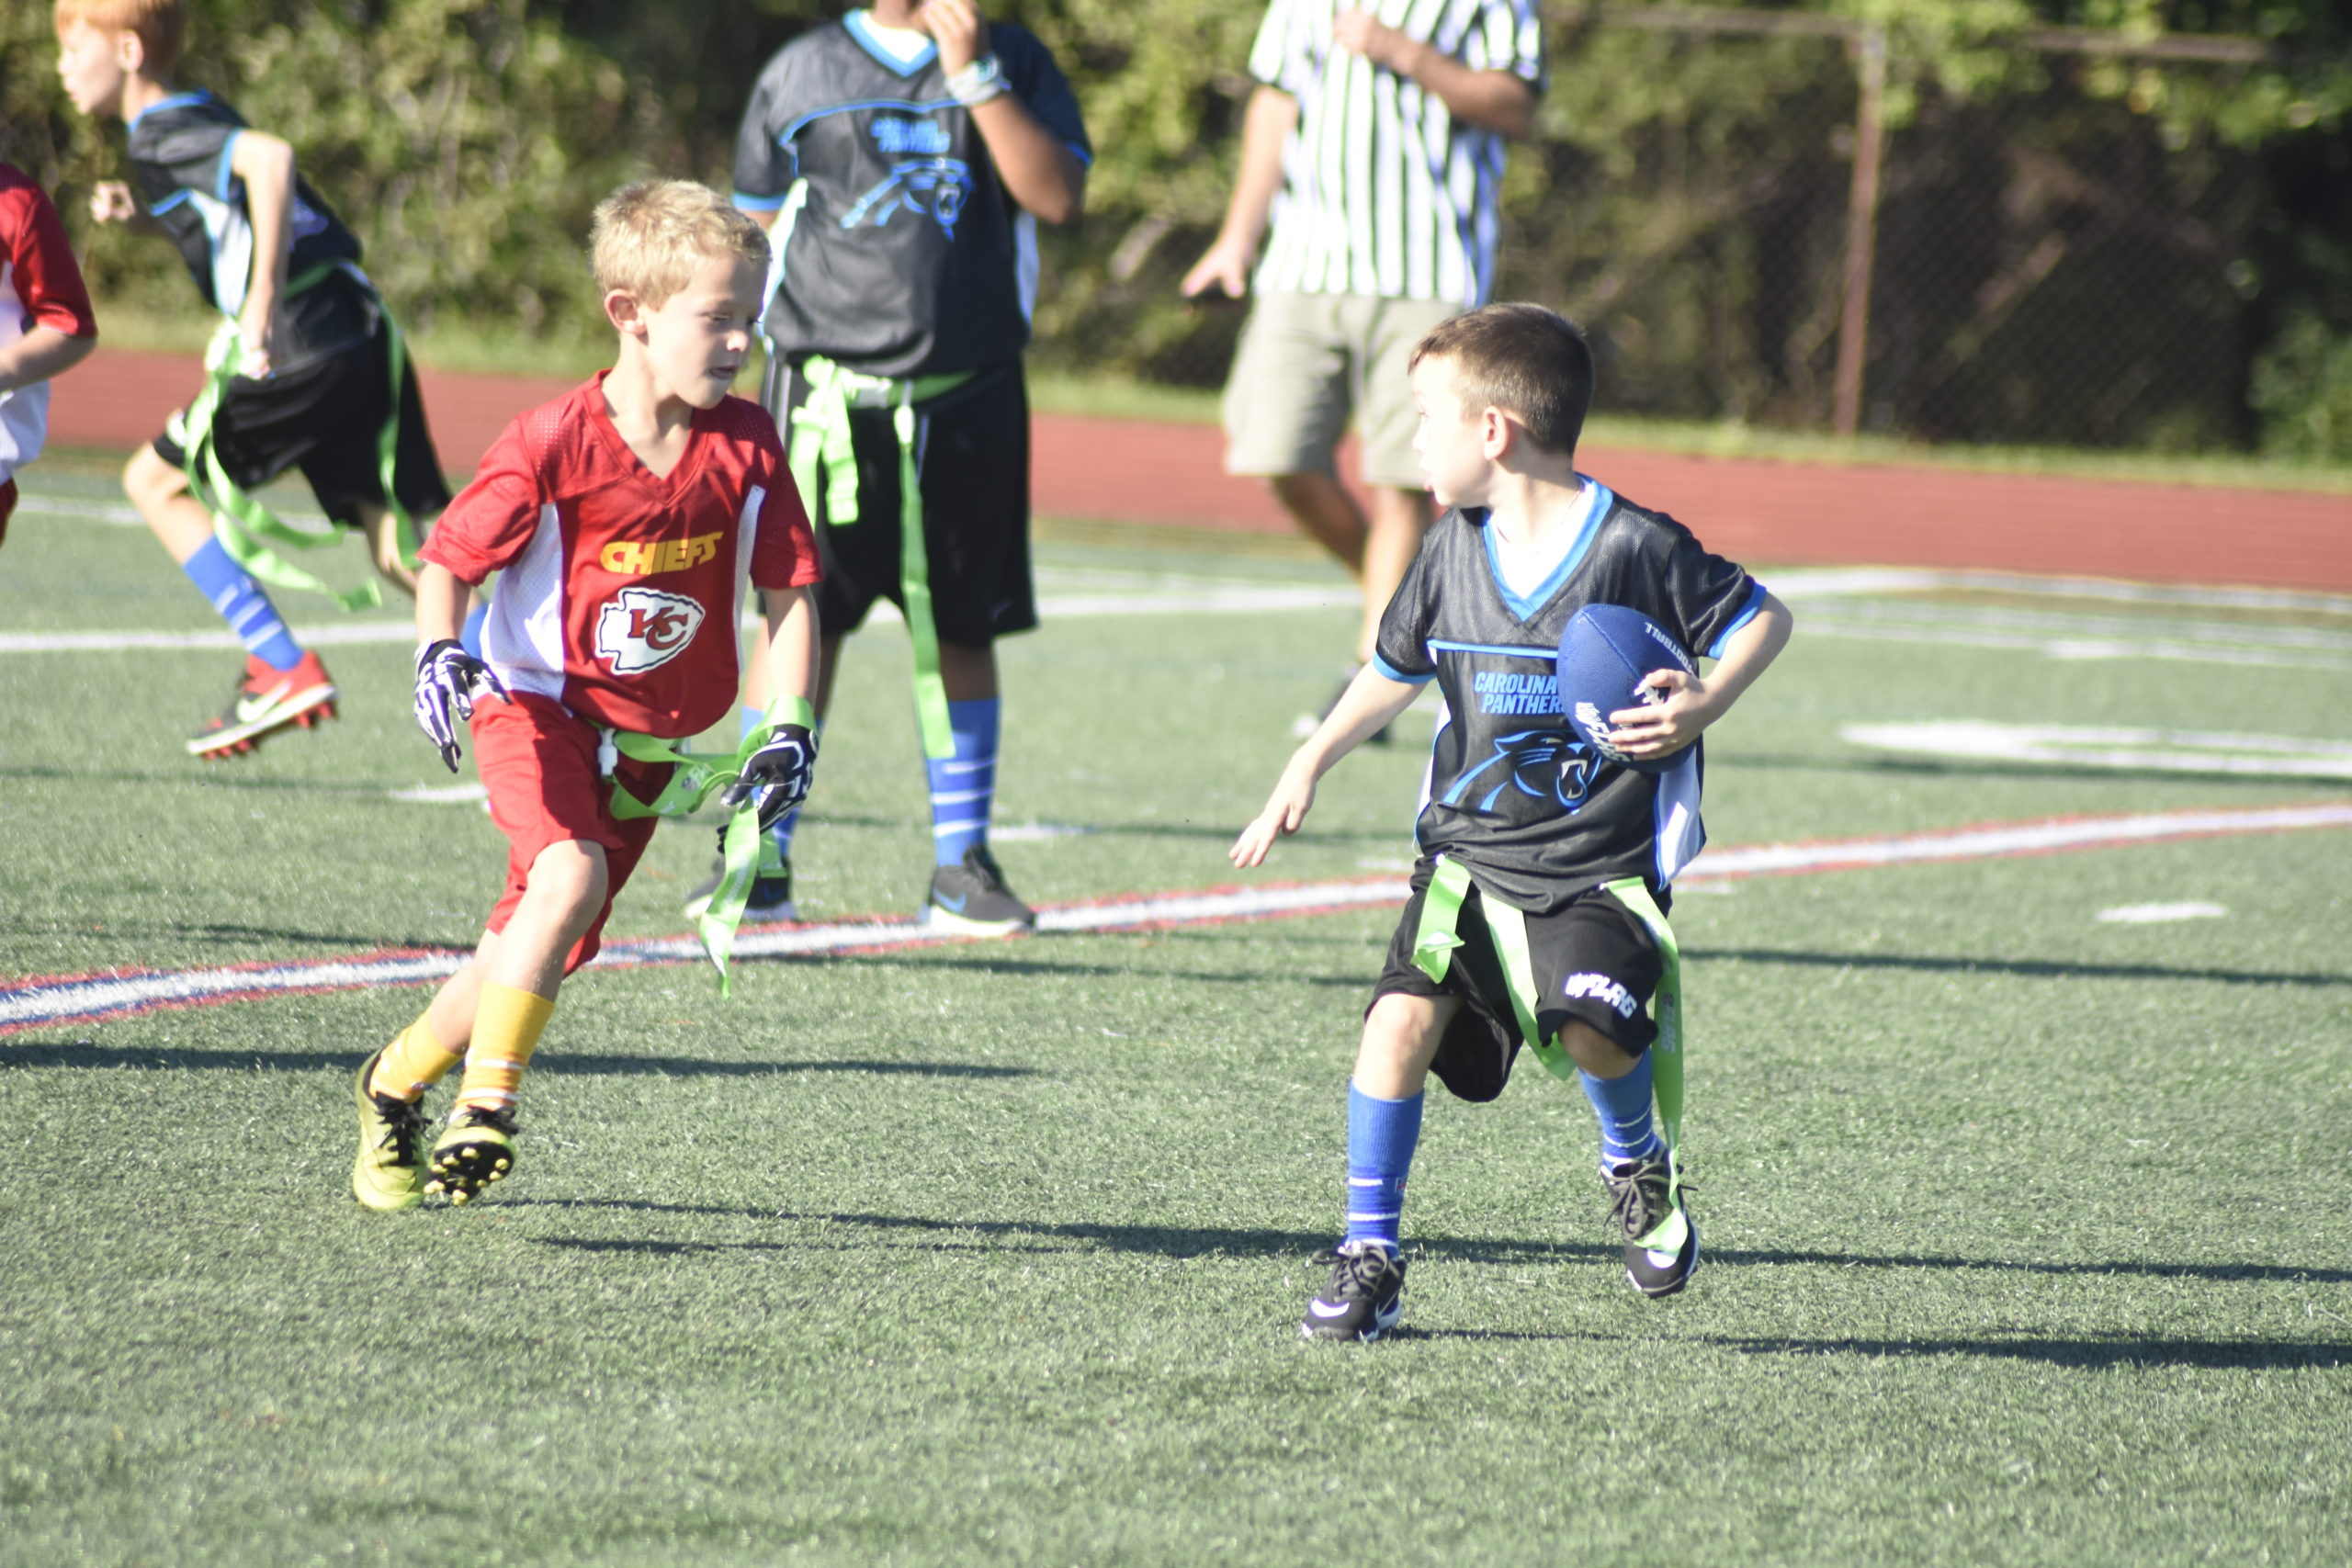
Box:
[2098,902,2228,924]
[1842,722,2352,780]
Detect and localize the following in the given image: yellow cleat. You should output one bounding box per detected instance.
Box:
[351,1051,431,1212]
[425,1106,518,1205]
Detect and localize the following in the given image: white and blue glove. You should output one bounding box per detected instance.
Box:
[413,638,508,773]
[719,724,818,829]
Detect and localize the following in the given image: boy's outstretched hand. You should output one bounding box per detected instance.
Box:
[1230,763,1318,869]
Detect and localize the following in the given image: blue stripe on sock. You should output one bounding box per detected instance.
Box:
[929,698,1000,865]
[1579,1055,1663,1168]
[182,538,300,671]
[1344,1083,1423,1254]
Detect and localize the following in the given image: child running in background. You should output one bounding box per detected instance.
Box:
[0,161,99,547]
[55,0,450,758]
[1232,304,1792,1338]
[351,181,822,1210]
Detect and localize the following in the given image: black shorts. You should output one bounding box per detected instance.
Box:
[768,358,1035,646]
[1374,873,1667,1103]
[153,321,451,530]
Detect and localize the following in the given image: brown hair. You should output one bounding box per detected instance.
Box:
[1409,303,1595,457]
[53,0,185,74]
[590,180,769,310]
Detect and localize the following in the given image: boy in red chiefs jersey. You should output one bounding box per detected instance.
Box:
[348,180,823,1211]
[0,161,98,548]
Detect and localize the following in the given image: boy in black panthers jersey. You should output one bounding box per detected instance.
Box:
[1233,303,1792,1337]
[724,0,1089,934]
[56,0,450,761]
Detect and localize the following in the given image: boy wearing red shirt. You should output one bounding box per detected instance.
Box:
[0,162,99,547]
[350,181,823,1211]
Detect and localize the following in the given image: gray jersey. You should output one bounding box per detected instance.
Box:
[1373,482,1764,913]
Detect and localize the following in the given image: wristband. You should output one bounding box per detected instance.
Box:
[947,53,1007,107]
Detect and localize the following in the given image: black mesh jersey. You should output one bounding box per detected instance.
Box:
[1373,481,1766,915]
[124,92,372,373]
[732,16,1091,379]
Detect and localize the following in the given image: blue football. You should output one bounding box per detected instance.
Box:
[1555,604,1696,775]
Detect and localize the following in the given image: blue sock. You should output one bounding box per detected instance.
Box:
[928,697,999,866]
[1344,1082,1423,1255]
[458,596,491,660]
[1580,1055,1663,1169]
[181,538,300,671]
[739,705,804,863]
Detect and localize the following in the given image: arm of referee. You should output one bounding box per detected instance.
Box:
[1333,9,1538,140]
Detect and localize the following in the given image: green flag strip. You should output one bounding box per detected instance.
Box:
[177,263,425,611]
[783,356,973,760]
[604,694,816,996]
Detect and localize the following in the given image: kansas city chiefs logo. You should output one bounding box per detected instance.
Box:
[594,586,706,674]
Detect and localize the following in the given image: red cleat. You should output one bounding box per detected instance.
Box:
[187,650,340,760]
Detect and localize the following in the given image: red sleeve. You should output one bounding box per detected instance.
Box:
[417,415,543,585]
[1,179,96,338]
[749,446,822,592]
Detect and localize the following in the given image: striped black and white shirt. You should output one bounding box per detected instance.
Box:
[1249,0,1545,308]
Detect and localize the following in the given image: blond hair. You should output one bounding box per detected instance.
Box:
[590,180,769,310]
[53,0,186,74]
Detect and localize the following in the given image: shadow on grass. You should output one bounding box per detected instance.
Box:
[0,1042,1034,1079]
[1695,947,2352,990]
[1706,1333,2352,1371]
[509,1201,2352,1287]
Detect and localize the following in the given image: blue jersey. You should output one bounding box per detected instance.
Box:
[731,17,1091,379]
[1373,482,1766,912]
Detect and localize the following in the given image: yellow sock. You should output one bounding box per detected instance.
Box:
[452,983,556,1117]
[370,1016,461,1101]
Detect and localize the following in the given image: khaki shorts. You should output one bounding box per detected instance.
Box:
[1222,291,1459,490]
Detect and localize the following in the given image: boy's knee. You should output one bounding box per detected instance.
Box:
[1358,992,1450,1078]
[526,840,609,919]
[122,445,185,509]
[1559,1018,1643,1079]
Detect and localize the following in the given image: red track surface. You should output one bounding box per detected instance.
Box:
[49,347,2352,591]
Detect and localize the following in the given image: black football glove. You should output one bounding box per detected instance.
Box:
[413,638,508,773]
[718,723,817,830]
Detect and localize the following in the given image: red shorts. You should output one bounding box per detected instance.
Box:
[0,479,17,548]
[471,692,677,975]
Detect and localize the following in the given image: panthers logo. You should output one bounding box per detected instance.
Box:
[842,158,974,237]
[1440,728,1596,816]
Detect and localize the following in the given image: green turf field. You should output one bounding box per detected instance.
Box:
[2,478,2349,1566]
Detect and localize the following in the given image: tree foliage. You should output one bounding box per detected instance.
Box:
[2,0,2345,453]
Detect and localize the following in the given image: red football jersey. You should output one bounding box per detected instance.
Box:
[421,376,820,739]
[0,163,98,486]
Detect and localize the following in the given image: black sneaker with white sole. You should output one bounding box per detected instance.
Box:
[682,828,797,922]
[1604,1150,1699,1298]
[1300,1240,1406,1341]
[925,844,1034,936]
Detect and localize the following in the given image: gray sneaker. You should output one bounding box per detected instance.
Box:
[924,844,1035,936]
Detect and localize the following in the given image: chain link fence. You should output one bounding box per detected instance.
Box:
[1041,11,2269,453]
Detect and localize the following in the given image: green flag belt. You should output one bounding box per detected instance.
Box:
[170,260,426,611]
[1410,857,1687,1203]
[599,694,817,996]
[784,355,975,760]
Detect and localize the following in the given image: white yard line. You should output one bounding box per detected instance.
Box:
[6,802,2347,1034]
